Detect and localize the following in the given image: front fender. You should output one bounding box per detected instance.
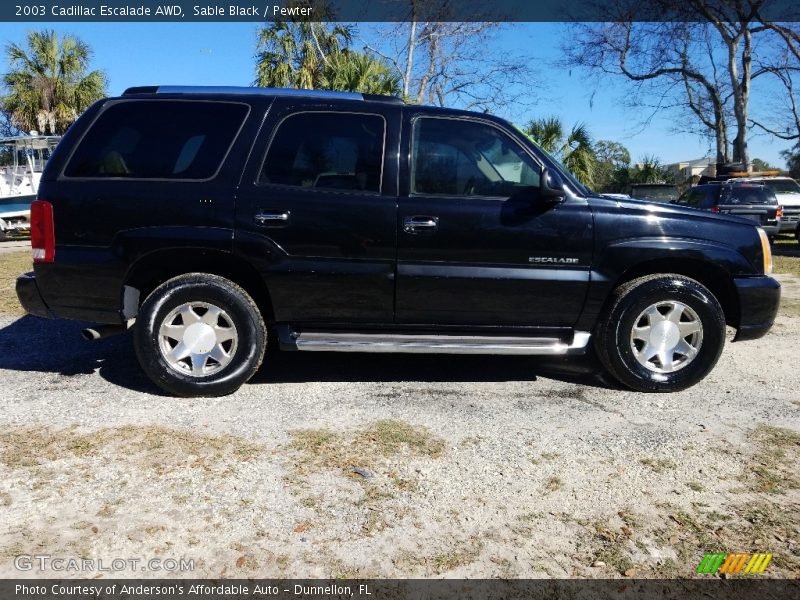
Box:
[575,237,754,332]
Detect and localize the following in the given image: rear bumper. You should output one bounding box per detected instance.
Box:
[15,272,53,319]
[732,275,780,341]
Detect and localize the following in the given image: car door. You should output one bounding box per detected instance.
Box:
[234,99,400,324]
[396,113,594,328]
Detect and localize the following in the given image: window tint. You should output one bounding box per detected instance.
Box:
[65,101,248,179]
[722,185,777,205]
[683,189,706,207]
[259,113,384,192]
[411,118,540,197]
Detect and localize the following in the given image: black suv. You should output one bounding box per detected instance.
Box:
[16,86,780,397]
[673,182,782,237]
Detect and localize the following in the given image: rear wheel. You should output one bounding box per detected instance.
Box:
[595,274,725,393]
[134,274,266,397]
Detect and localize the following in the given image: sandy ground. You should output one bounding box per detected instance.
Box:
[0,259,797,579]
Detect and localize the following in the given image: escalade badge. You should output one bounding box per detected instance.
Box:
[529,257,580,264]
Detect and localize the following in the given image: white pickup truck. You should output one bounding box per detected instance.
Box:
[733,176,800,238]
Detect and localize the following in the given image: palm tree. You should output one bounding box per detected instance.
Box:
[322,52,400,96]
[2,30,106,135]
[524,117,597,187]
[255,21,352,89]
[255,13,400,96]
[629,155,673,184]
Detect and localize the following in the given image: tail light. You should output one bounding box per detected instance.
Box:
[30,200,55,263]
[777,206,784,219]
[710,206,720,213]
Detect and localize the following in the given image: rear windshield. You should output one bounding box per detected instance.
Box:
[721,185,777,205]
[64,100,248,180]
[756,179,800,195]
[630,185,678,201]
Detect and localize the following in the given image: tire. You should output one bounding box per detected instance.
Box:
[134,274,267,397]
[595,274,725,393]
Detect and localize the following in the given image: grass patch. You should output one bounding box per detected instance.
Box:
[0,425,261,476]
[396,539,483,575]
[543,476,563,493]
[686,481,704,492]
[0,250,31,316]
[289,419,445,477]
[773,255,800,277]
[591,521,634,575]
[639,457,677,473]
[741,425,800,494]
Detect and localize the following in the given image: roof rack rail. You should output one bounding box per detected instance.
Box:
[121,85,404,104]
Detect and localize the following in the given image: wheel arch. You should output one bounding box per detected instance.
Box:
[606,257,739,328]
[122,249,274,322]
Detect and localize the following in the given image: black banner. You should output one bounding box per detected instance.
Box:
[2,0,800,23]
[2,579,800,600]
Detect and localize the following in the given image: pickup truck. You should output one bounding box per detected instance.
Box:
[15,86,781,397]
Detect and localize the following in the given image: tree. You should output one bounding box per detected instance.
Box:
[629,155,675,184]
[2,30,106,135]
[564,1,800,170]
[524,117,597,187]
[254,12,399,96]
[255,20,352,89]
[782,145,800,178]
[320,51,400,96]
[751,158,775,172]
[363,5,536,114]
[594,140,632,192]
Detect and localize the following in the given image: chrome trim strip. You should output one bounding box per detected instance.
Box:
[294,331,591,355]
[156,86,364,101]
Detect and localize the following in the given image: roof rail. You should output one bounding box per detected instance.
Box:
[121,85,403,104]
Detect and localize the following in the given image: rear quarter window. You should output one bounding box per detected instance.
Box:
[64,100,249,180]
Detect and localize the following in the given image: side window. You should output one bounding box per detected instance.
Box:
[684,189,706,207]
[699,188,718,209]
[411,118,540,197]
[259,113,385,193]
[65,101,248,179]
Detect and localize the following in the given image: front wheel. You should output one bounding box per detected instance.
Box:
[595,274,725,393]
[134,274,267,397]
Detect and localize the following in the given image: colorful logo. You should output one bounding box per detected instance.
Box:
[697,553,773,575]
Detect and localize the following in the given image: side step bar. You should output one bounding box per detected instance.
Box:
[280,329,591,356]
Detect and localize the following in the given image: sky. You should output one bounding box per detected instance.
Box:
[0,21,794,169]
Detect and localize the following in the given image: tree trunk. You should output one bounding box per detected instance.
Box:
[403,6,417,98]
[728,28,751,169]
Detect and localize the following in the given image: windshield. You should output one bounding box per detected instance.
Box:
[757,179,800,195]
[630,185,678,201]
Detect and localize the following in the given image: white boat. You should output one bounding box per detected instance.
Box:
[0,135,61,240]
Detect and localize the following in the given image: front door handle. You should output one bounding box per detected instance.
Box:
[403,215,439,234]
[255,211,290,227]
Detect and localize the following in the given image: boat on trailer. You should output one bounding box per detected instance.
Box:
[0,135,61,240]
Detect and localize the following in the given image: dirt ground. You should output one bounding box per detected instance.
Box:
[0,245,797,579]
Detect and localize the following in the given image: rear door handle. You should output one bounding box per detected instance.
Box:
[255,211,290,226]
[403,215,439,234]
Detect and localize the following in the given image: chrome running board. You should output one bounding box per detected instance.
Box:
[288,330,591,355]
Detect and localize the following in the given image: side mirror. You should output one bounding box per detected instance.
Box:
[540,168,566,203]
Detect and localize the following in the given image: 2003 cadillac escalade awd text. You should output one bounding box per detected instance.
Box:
[15,86,781,397]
